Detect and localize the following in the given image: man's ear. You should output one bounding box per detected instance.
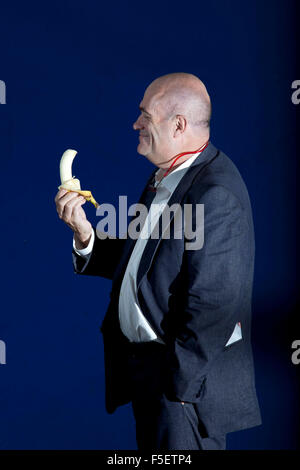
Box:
[173,115,187,137]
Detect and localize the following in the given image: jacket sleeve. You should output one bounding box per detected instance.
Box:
[165,184,252,403]
[72,226,127,280]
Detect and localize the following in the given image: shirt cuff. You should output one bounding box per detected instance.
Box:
[73,229,95,258]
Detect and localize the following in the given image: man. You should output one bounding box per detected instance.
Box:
[55,73,261,450]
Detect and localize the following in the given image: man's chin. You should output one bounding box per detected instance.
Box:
[136,143,148,156]
[136,144,156,164]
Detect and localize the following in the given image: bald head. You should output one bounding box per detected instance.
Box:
[147,73,211,131]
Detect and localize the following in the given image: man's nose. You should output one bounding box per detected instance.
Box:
[133,115,142,130]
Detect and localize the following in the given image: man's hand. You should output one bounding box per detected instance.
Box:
[55,188,93,249]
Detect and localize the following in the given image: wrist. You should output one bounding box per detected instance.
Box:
[74,225,93,249]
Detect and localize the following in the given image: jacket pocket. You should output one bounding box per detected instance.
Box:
[224,322,242,349]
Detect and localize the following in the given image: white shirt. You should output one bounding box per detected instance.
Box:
[73,152,201,343]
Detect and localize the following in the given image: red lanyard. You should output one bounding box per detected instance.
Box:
[148,140,209,192]
[162,140,209,178]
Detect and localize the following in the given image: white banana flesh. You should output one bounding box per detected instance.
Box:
[58,149,99,208]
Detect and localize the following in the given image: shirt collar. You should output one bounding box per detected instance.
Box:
[154,152,201,195]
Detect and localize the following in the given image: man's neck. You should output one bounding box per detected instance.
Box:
[155,139,209,182]
[155,153,196,182]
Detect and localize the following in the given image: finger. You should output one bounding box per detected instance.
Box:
[65,195,86,218]
[72,197,86,212]
[68,198,87,227]
[76,197,87,206]
[56,191,77,214]
[56,189,85,205]
[71,198,87,219]
[59,190,81,204]
[57,194,80,220]
[55,188,68,203]
[56,192,82,217]
[62,195,84,221]
[62,198,86,230]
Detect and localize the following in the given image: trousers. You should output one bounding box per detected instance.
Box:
[126,340,226,451]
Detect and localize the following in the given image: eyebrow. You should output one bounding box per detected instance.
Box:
[139,106,152,116]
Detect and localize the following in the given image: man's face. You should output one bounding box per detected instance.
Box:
[133,85,175,167]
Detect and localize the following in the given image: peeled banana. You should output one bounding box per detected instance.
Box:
[58,149,99,208]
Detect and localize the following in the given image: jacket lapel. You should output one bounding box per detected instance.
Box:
[136,142,220,289]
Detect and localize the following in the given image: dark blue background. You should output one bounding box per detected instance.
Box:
[0,0,299,450]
